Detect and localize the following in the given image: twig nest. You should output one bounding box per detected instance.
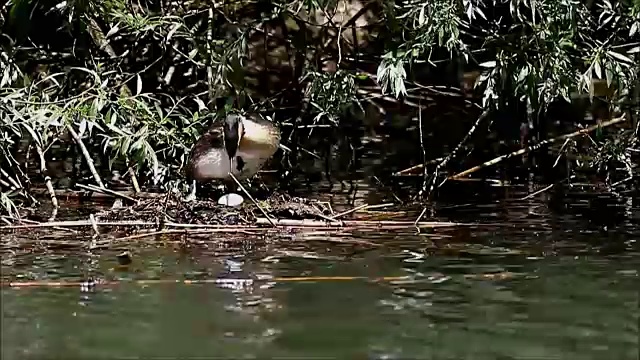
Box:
[217,193,244,207]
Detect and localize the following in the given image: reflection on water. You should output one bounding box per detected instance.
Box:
[1,185,639,359]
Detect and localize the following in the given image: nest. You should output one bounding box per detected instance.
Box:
[94,191,331,225]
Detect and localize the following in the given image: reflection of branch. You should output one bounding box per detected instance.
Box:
[66,124,105,189]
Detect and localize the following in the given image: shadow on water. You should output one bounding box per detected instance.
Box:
[2,179,639,358]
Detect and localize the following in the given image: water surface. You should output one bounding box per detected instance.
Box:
[1,185,638,359]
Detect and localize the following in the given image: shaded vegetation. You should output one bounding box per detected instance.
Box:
[1,0,639,217]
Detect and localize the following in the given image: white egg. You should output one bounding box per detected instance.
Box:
[217,193,244,207]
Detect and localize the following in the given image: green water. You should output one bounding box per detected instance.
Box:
[1,187,638,359]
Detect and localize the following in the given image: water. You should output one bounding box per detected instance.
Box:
[1,185,638,359]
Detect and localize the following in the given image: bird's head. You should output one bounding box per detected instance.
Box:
[222,113,244,159]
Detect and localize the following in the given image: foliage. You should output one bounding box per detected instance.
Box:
[378,0,639,113]
[1,0,639,215]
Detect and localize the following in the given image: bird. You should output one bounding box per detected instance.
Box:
[184,112,281,201]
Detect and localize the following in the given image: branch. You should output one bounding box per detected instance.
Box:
[449,114,627,180]
[35,144,58,221]
[66,124,105,189]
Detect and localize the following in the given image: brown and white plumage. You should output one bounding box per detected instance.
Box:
[184,112,280,200]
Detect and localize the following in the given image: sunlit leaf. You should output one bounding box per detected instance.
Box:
[479,61,496,68]
[78,119,87,137]
[607,51,633,64]
[136,74,142,95]
[593,60,602,79]
[106,23,120,38]
[627,46,640,54]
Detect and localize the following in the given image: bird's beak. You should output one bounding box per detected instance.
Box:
[231,120,244,171]
[223,115,245,175]
[223,116,240,156]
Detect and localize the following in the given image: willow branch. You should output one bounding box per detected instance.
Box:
[66,124,105,189]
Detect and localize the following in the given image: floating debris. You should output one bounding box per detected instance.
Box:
[116,251,132,266]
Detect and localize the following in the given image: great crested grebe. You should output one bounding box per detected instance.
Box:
[184,112,281,201]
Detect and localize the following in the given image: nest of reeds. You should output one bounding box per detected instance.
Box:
[94,191,331,225]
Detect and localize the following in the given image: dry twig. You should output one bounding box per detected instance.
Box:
[449,114,627,180]
[229,172,276,227]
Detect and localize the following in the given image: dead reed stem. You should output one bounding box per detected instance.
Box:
[0,220,259,230]
[329,202,394,220]
[0,218,469,231]
[392,157,445,176]
[519,183,555,200]
[414,207,428,232]
[0,216,77,233]
[28,188,164,200]
[76,183,138,203]
[418,96,428,195]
